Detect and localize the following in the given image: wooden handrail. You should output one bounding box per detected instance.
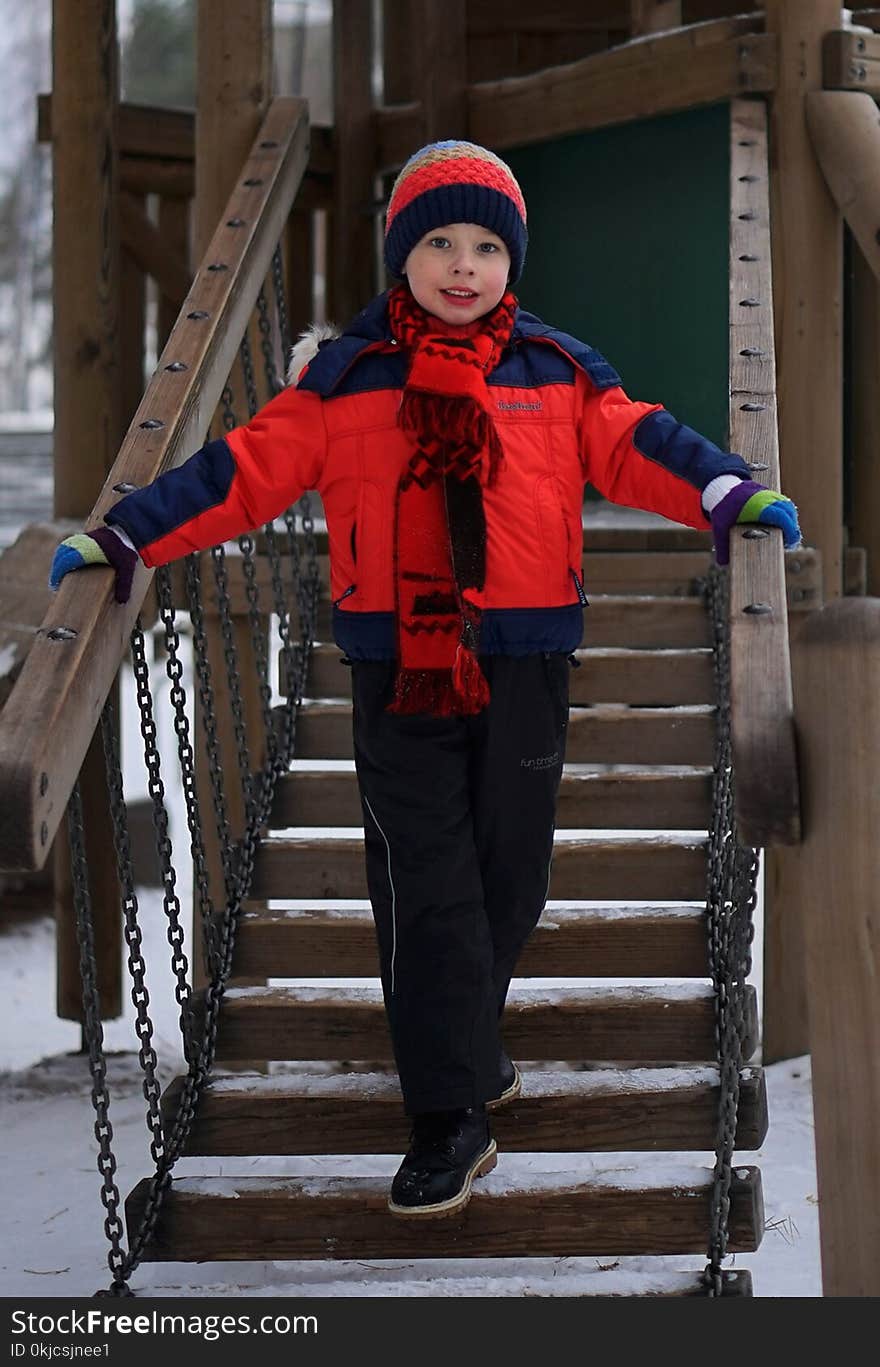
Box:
[805,90,880,285]
[0,96,309,874]
[727,98,800,847]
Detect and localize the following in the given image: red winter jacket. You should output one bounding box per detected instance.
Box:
[106,292,750,658]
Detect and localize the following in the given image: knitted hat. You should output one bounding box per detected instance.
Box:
[384,140,528,283]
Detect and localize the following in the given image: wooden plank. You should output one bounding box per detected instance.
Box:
[162,1064,767,1154]
[233,903,712,977]
[0,98,310,873]
[330,0,376,321]
[250,833,708,901]
[212,983,757,1062]
[728,98,800,849]
[793,598,880,1295]
[585,597,711,646]
[766,0,843,598]
[271,765,712,830]
[823,28,880,93]
[302,643,715,705]
[126,1166,763,1260]
[291,699,715,765]
[375,101,426,175]
[468,22,774,150]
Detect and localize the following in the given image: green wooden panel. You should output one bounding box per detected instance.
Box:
[506,104,730,456]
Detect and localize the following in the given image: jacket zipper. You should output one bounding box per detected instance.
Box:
[333,583,357,607]
[570,567,589,606]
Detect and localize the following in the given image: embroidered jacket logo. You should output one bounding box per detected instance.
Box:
[497,400,542,411]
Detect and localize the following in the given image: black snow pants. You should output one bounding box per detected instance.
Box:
[351,651,570,1115]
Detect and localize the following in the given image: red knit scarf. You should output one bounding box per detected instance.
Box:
[386,284,518,716]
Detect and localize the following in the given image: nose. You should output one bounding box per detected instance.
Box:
[450,250,474,275]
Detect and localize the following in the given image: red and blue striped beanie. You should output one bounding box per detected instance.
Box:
[384,140,528,283]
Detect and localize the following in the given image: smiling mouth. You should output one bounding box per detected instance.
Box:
[441,289,478,300]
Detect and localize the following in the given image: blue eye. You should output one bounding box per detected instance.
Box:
[429,236,450,248]
[477,242,499,253]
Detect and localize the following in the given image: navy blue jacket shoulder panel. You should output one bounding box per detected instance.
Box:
[296,293,622,399]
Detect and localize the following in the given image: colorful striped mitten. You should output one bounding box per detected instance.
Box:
[49,527,138,604]
[709,480,801,567]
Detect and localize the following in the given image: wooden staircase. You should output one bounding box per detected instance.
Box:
[128,521,767,1295]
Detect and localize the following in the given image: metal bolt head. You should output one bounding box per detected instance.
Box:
[243,177,264,187]
[39,772,48,796]
[187,310,210,320]
[743,602,772,615]
[139,418,164,430]
[207,262,228,272]
[742,528,768,540]
[226,217,246,228]
[40,822,48,846]
[112,481,138,493]
[46,626,78,641]
[164,361,188,373]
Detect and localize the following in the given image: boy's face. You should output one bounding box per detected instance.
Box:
[402,222,511,326]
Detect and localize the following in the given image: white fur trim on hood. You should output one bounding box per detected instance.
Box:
[286,323,340,386]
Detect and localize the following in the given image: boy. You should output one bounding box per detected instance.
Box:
[51,140,800,1219]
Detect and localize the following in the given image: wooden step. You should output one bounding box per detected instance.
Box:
[301,643,715,704]
[249,834,709,902]
[233,904,711,978]
[292,701,715,765]
[161,1065,767,1156]
[271,765,713,830]
[125,1164,763,1260]
[211,984,758,1063]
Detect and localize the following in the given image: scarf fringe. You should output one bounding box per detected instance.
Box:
[387,656,489,717]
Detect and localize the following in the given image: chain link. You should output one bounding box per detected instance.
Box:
[701,565,760,1296]
[66,234,321,1291]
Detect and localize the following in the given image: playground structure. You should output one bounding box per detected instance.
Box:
[0,0,877,1296]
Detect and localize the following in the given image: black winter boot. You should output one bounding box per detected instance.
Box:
[487,1050,522,1111]
[388,1105,497,1218]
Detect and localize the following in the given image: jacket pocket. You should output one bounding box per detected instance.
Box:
[535,474,571,601]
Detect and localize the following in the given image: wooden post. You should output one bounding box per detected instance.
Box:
[51,0,122,1023]
[629,2,682,38]
[849,239,880,593]
[329,0,376,322]
[411,0,468,140]
[157,196,192,353]
[120,195,147,430]
[792,597,880,1296]
[765,0,844,596]
[195,0,272,983]
[762,0,844,1063]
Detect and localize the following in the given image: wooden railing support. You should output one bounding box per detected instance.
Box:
[792,597,880,1297]
[727,99,799,849]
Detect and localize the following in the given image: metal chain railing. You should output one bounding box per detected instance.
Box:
[701,564,760,1297]
[64,248,320,1294]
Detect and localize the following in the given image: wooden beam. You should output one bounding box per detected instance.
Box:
[823,27,880,93]
[157,197,191,351]
[0,99,310,873]
[727,98,799,849]
[468,17,774,149]
[805,91,880,286]
[793,598,880,1295]
[330,0,376,319]
[119,191,191,307]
